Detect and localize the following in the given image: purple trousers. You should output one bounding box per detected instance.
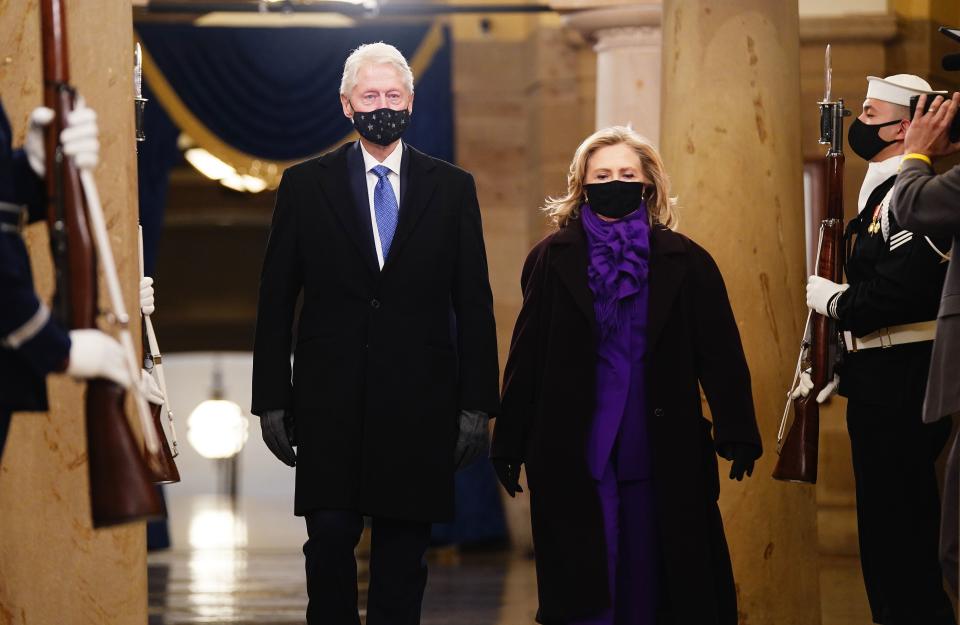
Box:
[569,461,658,625]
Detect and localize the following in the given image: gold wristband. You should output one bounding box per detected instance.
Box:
[901,153,933,168]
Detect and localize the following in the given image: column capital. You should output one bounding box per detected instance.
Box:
[559,3,663,41]
[592,25,662,54]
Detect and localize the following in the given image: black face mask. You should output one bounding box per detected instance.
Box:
[351,105,410,147]
[847,118,901,161]
[583,180,649,220]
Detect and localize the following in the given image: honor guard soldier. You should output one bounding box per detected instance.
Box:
[795,74,956,625]
[0,98,150,462]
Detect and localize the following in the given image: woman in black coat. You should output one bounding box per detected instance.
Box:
[491,126,762,625]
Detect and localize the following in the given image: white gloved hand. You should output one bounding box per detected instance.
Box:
[24,106,55,177]
[65,329,130,387]
[61,100,99,171]
[790,370,839,404]
[141,369,164,405]
[140,277,155,316]
[806,276,849,318]
[790,369,815,400]
[817,373,840,403]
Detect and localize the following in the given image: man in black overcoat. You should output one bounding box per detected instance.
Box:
[251,43,500,625]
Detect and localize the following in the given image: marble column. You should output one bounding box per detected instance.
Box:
[660,1,822,623]
[561,2,663,143]
[0,2,148,623]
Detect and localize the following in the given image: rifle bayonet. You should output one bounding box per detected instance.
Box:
[818,44,850,155]
[134,42,147,142]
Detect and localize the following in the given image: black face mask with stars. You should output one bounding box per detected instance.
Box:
[351,106,411,147]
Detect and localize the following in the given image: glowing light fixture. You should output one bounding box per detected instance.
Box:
[187,363,249,460]
[185,148,236,181]
[184,147,268,193]
[188,399,249,460]
[220,173,268,194]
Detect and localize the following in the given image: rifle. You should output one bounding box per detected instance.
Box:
[133,46,180,484]
[40,0,163,526]
[773,45,848,484]
[139,227,181,484]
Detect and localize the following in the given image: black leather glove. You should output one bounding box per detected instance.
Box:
[718,442,761,481]
[492,458,524,497]
[261,409,297,467]
[454,409,490,470]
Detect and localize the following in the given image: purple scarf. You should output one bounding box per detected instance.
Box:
[580,204,651,340]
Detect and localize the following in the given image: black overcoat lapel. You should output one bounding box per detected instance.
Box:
[646,225,687,351]
[384,145,438,269]
[315,143,379,274]
[549,220,597,333]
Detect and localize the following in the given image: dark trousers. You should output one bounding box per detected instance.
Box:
[941,427,959,594]
[847,397,956,625]
[303,509,431,625]
[0,408,10,462]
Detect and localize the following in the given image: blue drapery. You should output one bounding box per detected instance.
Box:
[136,22,453,164]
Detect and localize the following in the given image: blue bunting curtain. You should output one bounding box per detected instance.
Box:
[135,20,505,548]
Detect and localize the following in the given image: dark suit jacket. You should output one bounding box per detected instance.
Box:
[491,220,760,625]
[835,176,948,405]
[252,141,500,521]
[892,158,960,423]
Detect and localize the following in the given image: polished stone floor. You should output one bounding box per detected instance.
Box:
[147,494,881,624]
[148,546,875,625]
[149,547,539,625]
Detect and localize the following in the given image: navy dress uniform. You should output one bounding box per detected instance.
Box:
[0,100,71,460]
[835,172,953,625]
[804,74,956,625]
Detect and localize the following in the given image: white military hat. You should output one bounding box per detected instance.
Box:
[865,74,946,106]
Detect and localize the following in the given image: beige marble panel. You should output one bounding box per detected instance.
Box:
[0,1,147,624]
[661,1,822,622]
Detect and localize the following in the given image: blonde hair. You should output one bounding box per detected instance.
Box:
[340,42,414,97]
[544,126,678,229]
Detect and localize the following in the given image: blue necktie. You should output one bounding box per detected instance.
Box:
[371,165,399,262]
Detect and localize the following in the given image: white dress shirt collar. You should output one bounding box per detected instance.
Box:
[857,153,901,214]
[359,139,404,176]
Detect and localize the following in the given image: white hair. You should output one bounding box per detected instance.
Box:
[339,42,414,97]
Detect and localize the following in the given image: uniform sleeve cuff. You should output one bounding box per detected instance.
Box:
[900,153,933,170]
[827,291,843,320]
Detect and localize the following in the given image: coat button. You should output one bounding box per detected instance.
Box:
[370,299,381,309]
[654,408,664,417]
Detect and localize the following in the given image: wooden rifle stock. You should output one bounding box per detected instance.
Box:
[136,225,179,484]
[143,334,180,484]
[773,206,843,484]
[41,0,162,527]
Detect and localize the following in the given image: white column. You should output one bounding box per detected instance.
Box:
[563,3,663,143]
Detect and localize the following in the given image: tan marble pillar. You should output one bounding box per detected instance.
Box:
[0,2,147,624]
[559,1,663,142]
[660,1,821,623]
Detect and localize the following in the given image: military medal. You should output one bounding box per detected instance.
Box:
[867,204,882,235]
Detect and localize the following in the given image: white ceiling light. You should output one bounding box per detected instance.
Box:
[187,399,249,460]
[185,148,237,181]
[184,147,268,193]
